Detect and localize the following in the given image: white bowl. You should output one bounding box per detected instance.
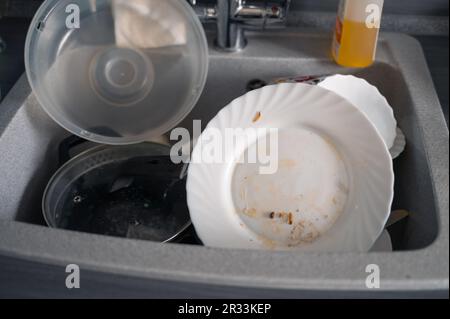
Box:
[187,83,395,252]
[390,127,406,159]
[318,75,398,150]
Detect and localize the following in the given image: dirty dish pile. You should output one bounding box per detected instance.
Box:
[27,1,398,251]
[187,83,395,252]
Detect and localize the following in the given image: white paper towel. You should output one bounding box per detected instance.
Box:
[113,0,187,49]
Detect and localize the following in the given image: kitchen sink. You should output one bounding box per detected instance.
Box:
[0,31,448,297]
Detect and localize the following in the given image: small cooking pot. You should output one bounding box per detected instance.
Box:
[42,138,191,243]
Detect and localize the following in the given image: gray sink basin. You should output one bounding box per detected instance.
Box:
[0,31,448,298]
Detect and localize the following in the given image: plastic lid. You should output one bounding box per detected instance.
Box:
[25,0,208,144]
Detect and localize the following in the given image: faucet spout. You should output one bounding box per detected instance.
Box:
[216,0,246,51]
[189,0,291,52]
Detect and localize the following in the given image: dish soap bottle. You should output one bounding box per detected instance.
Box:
[332,0,384,68]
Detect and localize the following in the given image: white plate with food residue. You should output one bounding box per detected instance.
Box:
[187,83,394,252]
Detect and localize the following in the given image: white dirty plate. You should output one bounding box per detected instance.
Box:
[187,83,394,252]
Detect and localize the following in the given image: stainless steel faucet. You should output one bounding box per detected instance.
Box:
[189,0,291,52]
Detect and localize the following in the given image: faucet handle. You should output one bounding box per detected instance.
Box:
[231,0,290,29]
[188,0,217,22]
[265,0,291,27]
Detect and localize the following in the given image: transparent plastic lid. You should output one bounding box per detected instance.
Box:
[25,0,208,145]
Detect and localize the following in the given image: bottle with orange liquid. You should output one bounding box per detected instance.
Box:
[332,0,384,68]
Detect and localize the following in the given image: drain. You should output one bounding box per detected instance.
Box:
[246,79,267,92]
[73,195,83,204]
